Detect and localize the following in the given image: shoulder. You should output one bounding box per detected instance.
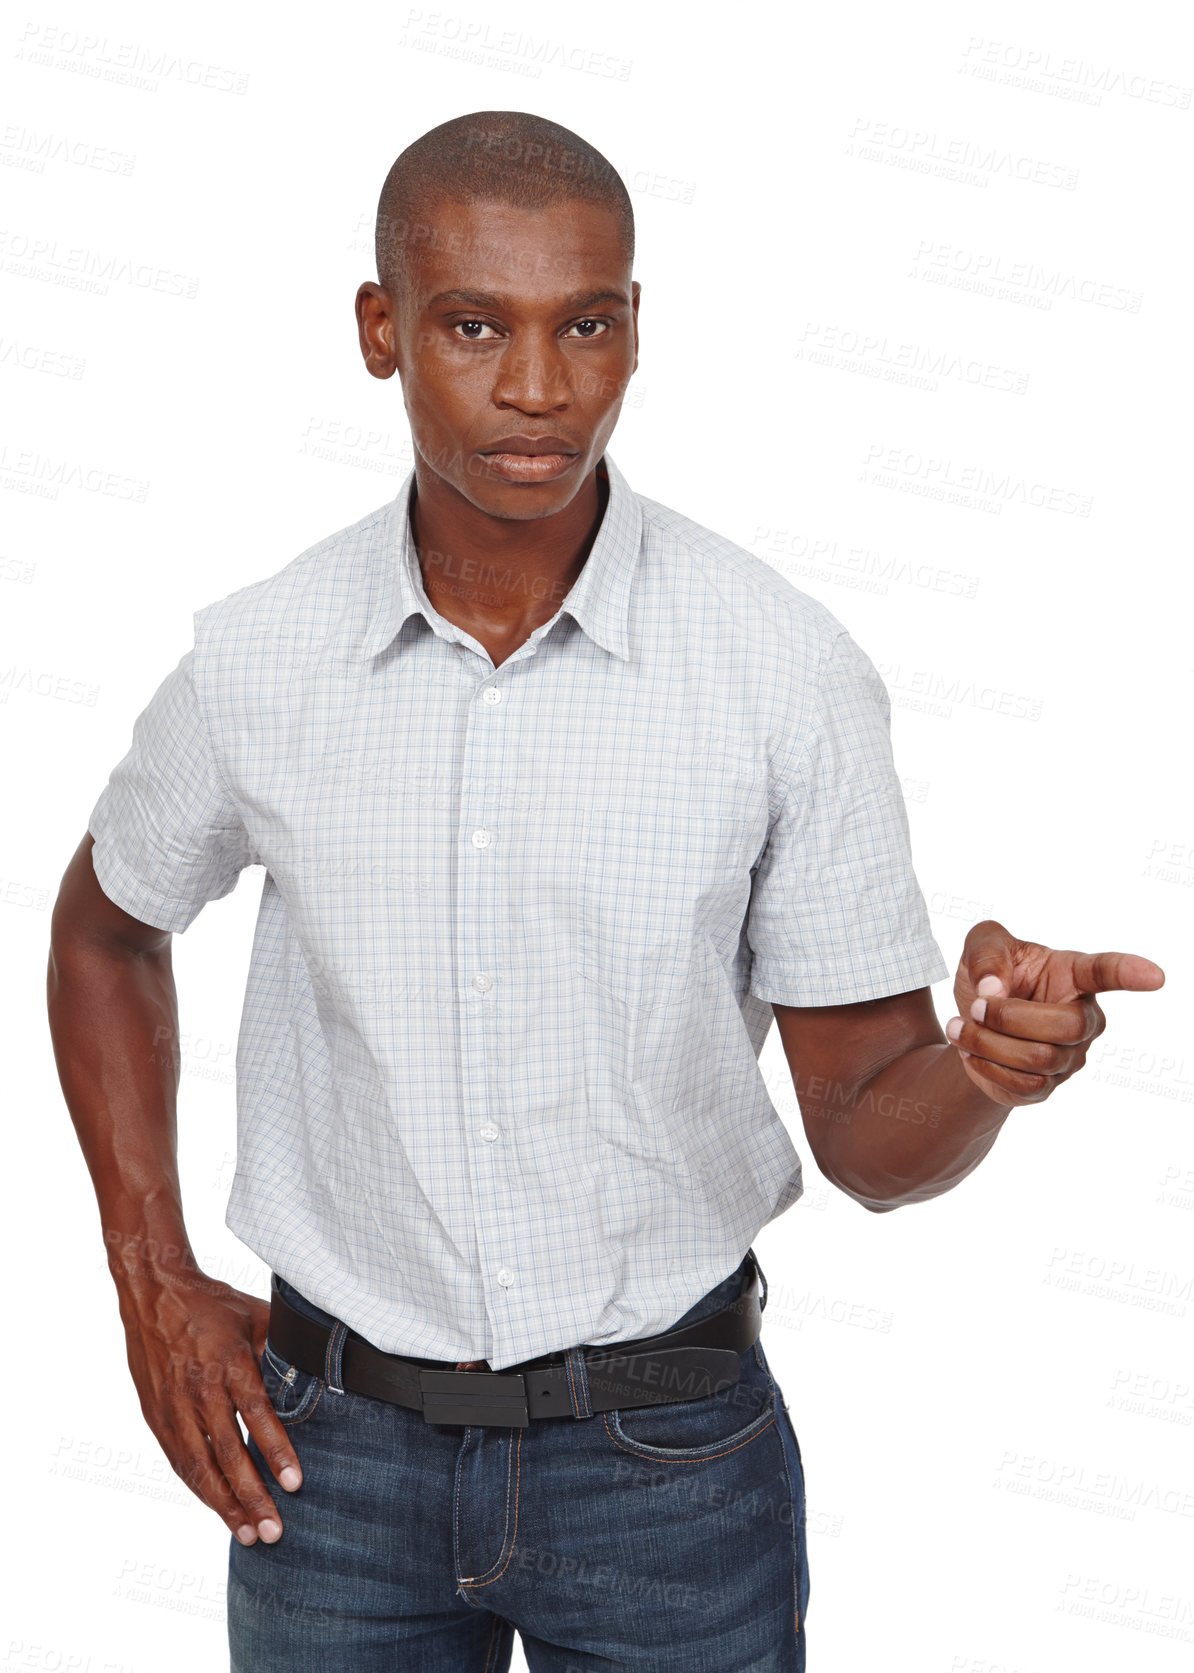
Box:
[191,496,395,659]
[635,488,851,668]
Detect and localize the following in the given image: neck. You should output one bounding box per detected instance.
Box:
[409,460,608,633]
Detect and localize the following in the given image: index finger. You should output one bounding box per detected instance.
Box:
[1069,951,1166,995]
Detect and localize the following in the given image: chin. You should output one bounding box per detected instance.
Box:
[458,471,588,520]
[477,486,578,521]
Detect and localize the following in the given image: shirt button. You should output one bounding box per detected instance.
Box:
[496,1267,514,1287]
[479,1123,500,1143]
[471,828,492,849]
[472,973,493,993]
[482,685,502,705]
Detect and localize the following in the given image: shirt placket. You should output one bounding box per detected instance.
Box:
[452,636,541,1364]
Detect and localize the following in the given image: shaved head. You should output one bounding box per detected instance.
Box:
[375,110,634,297]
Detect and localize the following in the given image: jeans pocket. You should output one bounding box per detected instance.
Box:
[261,1337,324,1424]
[604,1339,776,1460]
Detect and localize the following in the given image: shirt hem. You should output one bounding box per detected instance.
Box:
[88,828,200,934]
[750,944,951,1007]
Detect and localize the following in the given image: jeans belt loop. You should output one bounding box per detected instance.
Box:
[749,1245,768,1313]
[563,1344,594,1419]
[324,1319,349,1395]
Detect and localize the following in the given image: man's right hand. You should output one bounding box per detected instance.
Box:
[116,1268,304,1545]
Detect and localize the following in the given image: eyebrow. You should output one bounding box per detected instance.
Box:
[425,287,630,313]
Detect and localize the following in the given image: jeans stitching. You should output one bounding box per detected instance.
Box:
[278,1378,325,1426]
[601,1407,776,1462]
[603,1337,775,1461]
[563,1345,593,1419]
[453,1428,470,1595]
[459,1428,517,1584]
[262,1339,290,1378]
[774,1394,802,1638]
[458,1428,524,1590]
[481,1610,506,1672]
[262,1341,323,1425]
[323,1319,348,1395]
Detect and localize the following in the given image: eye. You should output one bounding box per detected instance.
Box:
[453,320,499,341]
[564,319,609,338]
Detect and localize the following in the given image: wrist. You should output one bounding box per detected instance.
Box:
[104,1222,203,1297]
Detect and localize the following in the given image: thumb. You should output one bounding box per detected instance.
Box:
[963,918,1017,999]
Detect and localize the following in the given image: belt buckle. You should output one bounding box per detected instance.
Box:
[419,1367,530,1427]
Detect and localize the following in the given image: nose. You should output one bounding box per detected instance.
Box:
[492,332,573,415]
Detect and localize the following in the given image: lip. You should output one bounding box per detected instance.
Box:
[477,440,582,484]
[481,435,580,456]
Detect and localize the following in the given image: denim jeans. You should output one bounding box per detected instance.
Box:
[227,1250,810,1670]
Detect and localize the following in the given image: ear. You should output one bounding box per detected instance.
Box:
[355,282,398,381]
[630,280,641,377]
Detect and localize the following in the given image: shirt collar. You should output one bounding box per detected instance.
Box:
[353,452,642,663]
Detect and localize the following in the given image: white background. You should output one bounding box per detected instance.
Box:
[4,0,1192,1668]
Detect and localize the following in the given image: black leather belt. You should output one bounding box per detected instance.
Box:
[267,1251,766,1427]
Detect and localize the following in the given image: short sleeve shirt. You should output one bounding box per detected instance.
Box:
[87,453,949,1368]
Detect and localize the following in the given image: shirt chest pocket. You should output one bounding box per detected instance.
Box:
[576,805,755,1011]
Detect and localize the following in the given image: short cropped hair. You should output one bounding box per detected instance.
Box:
[375,110,634,294]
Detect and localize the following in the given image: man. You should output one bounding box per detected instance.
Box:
[47,111,1164,1671]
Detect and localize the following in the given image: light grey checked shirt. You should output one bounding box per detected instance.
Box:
[87,453,949,1369]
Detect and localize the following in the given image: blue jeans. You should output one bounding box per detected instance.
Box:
[228,1251,810,1670]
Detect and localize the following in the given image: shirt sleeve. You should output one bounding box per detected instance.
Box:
[746,627,950,1006]
[87,647,255,933]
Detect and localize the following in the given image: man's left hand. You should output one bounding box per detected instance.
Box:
[945,919,1165,1107]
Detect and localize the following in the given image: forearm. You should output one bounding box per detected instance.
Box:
[46,936,200,1302]
[806,1042,1013,1210]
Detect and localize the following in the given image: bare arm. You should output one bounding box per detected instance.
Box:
[771,917,1162,1211]
[47,832,302,1543]
[772,987,1012,1212]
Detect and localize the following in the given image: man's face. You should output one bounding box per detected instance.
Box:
[358,197,639,522]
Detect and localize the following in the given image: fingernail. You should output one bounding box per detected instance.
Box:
[279,1466,301,1491]
[945,1016,963,1041]
[976,976,1003,997]
[236,1525,256,1544]
[970,998,987,1024]
[258,1519,282,1542]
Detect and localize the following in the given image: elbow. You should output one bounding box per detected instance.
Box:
[855,1189,905,1213]
[823,1168,907,1212]
[814,1145,910,1212]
